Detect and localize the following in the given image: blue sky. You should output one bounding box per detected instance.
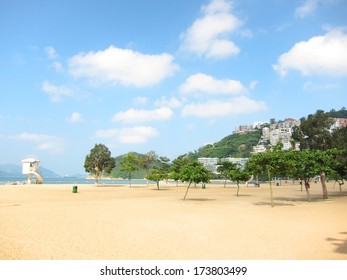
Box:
[1,0,346,175]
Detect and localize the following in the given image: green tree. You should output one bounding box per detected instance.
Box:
[179,162,211,200]
[170,157,189,186]
[292,110,334,151]
[332,126,347,150]
[330,127,347,195]
[292,110,335,199]
[146,156,171,190]
[84,144,116,185]
[285,150,319,201]
[326,149,346,196]
[120,152,140,187]
[217,161,237,187]
[146,167,167,190]
[228,168,251,196]
[140,151,158,186]
[245,151,289,207]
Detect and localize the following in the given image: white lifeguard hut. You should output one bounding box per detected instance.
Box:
[22,158,43,184]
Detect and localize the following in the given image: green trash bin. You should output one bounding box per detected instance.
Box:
[72,185,78,193]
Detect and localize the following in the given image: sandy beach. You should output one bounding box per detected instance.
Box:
[0,181,346,260]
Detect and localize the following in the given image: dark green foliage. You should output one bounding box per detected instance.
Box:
[328,107,347,118]
[217,161,238,187]
[170,157,190,185]
[183,130,262,160]
[84,144,116,184]
[179,162,211,200]
[292,110,334,151]
[332,126,347,151]
[139,151,158,179]
[111,152,147,179]
[146,156,171,190]
[146,168,167,190]
[119,152,140,187]
[228,168,251,196]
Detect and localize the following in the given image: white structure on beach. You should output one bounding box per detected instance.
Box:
[22,158,43,184]
[198,157,249,173]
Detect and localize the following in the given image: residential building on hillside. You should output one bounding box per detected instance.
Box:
[252,144,267,153]
[198,157,249,173]
[220,157,249,170]
[234,124,256,134]
[197,158,220,173]
[331,118,347,131]
[252,118,301,153]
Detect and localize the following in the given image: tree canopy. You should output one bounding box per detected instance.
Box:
[84,144,116,184]
[179,161,211,200]
[119,152,140,187]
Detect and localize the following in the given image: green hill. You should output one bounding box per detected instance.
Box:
[110,152,146,179]
[182,130,262,161]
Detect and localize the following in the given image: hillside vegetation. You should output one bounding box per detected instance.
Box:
[182,130,262,161]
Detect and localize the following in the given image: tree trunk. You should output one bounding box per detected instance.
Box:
[183,182,192,200]
[236,182,240,197]
[157,181,159,190]
[304,179,311,202]
[224,180,227,188]
[320,172,328,199]
[268,170,274,207]
[337,180,344,196]
[95,166,100,186]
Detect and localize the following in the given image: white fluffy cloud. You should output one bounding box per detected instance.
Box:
[67,112,84,123]
[41,81,74,102]
[180,0,241,59]
[95,126,159,144]
[68,46,178,87]
[273,29,347,77]
[154,96,182,108]
[180,73,247,95]
[181,96,266,118]
[132,96,148,106]
[112,107,173,124]
[45,46,58,59]
[9,132,64,154]
[295,0,318,18]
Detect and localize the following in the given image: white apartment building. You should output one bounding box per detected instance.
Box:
[234,124,256,134]
[252,118,300,153]
[198,157,249,173]
[198,158,220,173]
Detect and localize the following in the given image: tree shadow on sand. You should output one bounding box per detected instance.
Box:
[254,201,295,207]
[326,232,347,255]
[183,198,216,202]
[274,195,329,203]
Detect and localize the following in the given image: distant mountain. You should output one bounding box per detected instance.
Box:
[0,164,61,178]
[39,167,61,178]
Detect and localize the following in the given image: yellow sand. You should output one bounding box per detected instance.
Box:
[0,182,346,260]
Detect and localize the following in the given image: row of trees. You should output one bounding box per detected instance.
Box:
[84,110,346,204]
[83,146,212,199]
[83,143,345,203]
